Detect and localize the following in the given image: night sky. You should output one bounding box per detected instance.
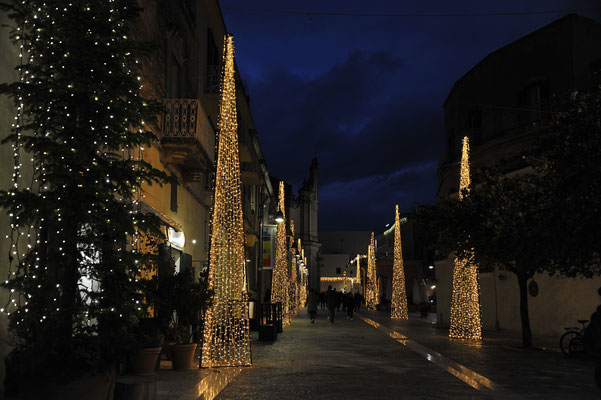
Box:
[219,1,601,232]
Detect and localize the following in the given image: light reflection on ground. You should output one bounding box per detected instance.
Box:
[357,314,526,400]
[196,368,243,400]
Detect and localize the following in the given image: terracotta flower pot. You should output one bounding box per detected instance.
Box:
[130,347,162,376]
[171,343,197,371]
[162,341,177,361]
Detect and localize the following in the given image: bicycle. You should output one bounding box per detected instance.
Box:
[560,319,588,357]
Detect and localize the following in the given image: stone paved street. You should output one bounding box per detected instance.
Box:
[213,309,599,400]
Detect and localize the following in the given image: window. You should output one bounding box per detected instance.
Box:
[204,170,213,191]
[165,44,184,98]
[170,175,178,213]
[205,29,220,94]
[446,129,456,159]
[336,268,341,275]
[517,80,549,122]
[467,109,482,144]
[207,29,219,66]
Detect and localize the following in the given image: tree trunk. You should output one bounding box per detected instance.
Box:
[517,273,533,348]
[61,219,81,343]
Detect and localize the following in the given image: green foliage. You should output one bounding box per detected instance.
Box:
[142,252,213,344]
[170,267,213,343]
[417,86,601,347]
[532,88,601,275]
[0,0,170,383]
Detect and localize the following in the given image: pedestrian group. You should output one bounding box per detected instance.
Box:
[306,285,363,325]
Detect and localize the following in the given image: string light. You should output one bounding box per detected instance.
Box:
[288,220,298,316]
[297,238,307,308]
[449,136,482,340]
[366,232,378,311]
[2,0,166,358]
[391,205,408,319]
[201,34,252,367]
[271,181,290,327]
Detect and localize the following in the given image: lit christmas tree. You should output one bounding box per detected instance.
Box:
[366,232,378,311]
[0,0,171,388]
[271,181,290,326]
[201,34,251,367]
[289,220,298,316]
[391,205,409,319]
[449,136,482,340]
[298,239,307,308]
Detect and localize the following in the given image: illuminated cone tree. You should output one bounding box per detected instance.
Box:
[391,205,409,319]
[366,232,378,311]
[271,181,290,326]
[201,35,251,367]
[288,220,298,316]
[449,136,482,340]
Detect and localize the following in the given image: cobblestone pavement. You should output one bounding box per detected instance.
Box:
[214,309,599,400]
[216,310,486,400]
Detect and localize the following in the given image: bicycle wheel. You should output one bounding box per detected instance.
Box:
[569,336,586,357]
[560,331,581,356]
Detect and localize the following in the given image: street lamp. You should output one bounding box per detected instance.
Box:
[275,210,285,223]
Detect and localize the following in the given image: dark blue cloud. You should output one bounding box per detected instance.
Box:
[220,0,601,231]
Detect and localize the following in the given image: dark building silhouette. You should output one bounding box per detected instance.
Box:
[436,14,601,336]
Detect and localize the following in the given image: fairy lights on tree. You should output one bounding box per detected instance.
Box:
[288,220,299,316]
[366,232,378,311]
[449,136,482,340]
[201,34,251,367]
[297,238,307,308]
[0,0,170,384]
[271,181,290,326]
[391,205,409,319]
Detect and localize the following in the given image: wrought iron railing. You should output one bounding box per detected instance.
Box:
[161,98,215,163]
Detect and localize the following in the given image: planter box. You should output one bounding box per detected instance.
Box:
[258,324,277,341]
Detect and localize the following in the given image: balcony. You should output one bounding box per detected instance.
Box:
[161,99,216,182]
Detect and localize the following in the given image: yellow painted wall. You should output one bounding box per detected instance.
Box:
[139,143,211,273]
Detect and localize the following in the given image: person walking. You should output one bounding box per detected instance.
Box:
[585,287,601,389]
[346,292,354,320]
[325,285,337,324]
[354,291,362,312]
[306,288,319,324]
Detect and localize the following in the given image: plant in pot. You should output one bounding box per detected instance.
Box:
[134,244,178,370]
[167,267,213,371]
[0,1,170,398]
[127,317,164,376]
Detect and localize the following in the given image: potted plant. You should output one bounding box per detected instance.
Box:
[128,318,164,376]
[168,267,212,371]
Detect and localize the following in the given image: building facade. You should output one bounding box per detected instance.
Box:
[0,0,274,390]
[436,14,601,338]
[318,230,370,293]
[133,0,274,295]
[289,158,321,291]
[375,215,431,310]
